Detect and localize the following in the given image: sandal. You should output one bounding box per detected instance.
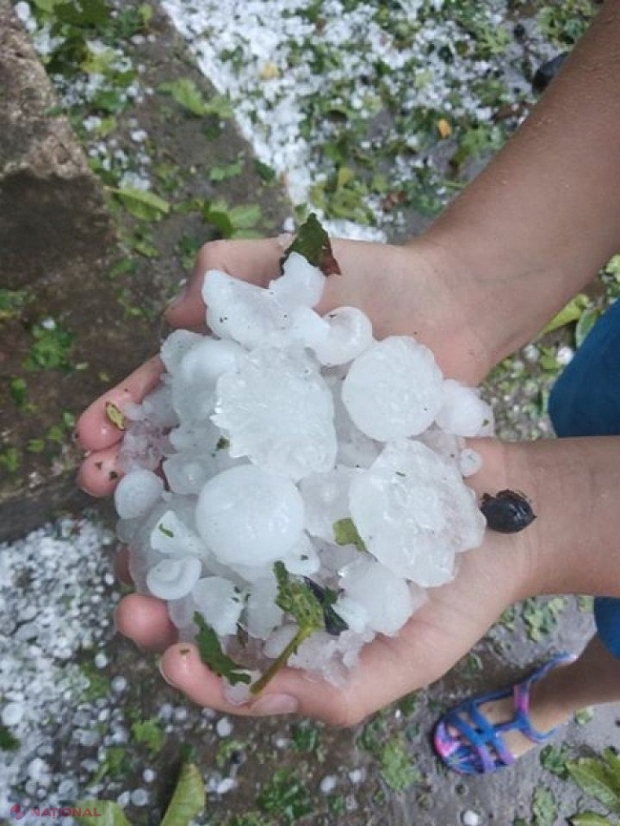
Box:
[433,652,577,775]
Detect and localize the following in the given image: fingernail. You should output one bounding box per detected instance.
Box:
[158,659,178,689]
[250,693,299,716]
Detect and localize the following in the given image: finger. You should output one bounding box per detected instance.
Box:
[164,237,287,329]
[77,446,124,496]
[75,356,163,452]
[115,593,178,652]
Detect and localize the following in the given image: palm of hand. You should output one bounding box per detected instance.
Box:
[76,237,515,722]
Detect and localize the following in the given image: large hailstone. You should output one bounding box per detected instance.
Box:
[342,336,443,441]
[349,440,486,586]
[114,469,164,520]
[212,345,337,481]
[195,465,305,566]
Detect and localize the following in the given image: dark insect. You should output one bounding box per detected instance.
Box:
[532,52,569,94]
[304,577,349,636]
[480,489,536,534]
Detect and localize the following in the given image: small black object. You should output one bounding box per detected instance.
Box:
[480,489,536,534]
[304,577,349,636]
[532,52,570,93]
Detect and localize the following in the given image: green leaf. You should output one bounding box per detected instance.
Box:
[159,78,210,116]
[333,517,367,552]
[273,562,324,630]
[379,735,420,791]
[281,213,341,276]
[569,812,616,826]
[131,718,165,756]
[575,307,601,348]
[111,187,170,221]
[161,762,205,826]
[568,759,620,814]
[542,294,589,335]
[0,723,20,751]
[74,800,131,826]
[105,401,126,431]
[194,613,251,685]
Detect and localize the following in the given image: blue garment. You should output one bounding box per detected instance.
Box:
[547,297,620,658]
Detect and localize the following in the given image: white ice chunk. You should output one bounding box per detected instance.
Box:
[269,251,325,307]
[196,465,305,566]
[246,576,284,639]
[160,329,203,374]
[192,577,245,637]
[150,510,209,559]
[313,306,373,367]
[162,452,214,495]
[299,466,359,542]
[114,469,164,520]
[342,336,443,441]
[435,379,493,438]
[146,555,202,600]
[142,383,178,428]
[332,594,369,634]
[282,533,321,576]
[203,269,291,348]
[349,440,486,586]
[339,559,414,636]
[459,448,483,478]
[212,346,337,480]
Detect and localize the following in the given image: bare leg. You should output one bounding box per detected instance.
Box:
[467,634,620,758]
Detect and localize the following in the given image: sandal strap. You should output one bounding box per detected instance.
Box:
[512,652,576,743]
[444,703,516,772]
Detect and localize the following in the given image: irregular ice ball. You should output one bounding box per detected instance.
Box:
[435,379,493,438]
[160,329,203,373]
[192,577,244,637]
[146,556,202,600]
[339,559,416,636]
[349,440,486,586]
[212,345,337,480]
[195,465,305,566]
[312,306,373,367]
[114,469,164,520]
[268,251,325,307]
[299,465,359,542]
[202,269,290,348]
[342,336,443,441]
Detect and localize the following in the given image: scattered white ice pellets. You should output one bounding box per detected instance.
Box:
[203,269,291,348]
[212,345,337,480]
[192,576,244,637]
[299,465,359,542]
[160,329,203,373]
[434,379,493,438]
[195,465,305,566]
[312,306,373,366]
[245,575,284,639]
[114,468,164,520]
[146,555,202,600]
[349,440,486,586]
[342,336,443,441]
[268,250,325,307]
[150,510,208,558]
[338,559,415,636]
[1,702,23,727]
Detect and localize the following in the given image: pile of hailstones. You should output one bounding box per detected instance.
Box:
[114,249,492,690]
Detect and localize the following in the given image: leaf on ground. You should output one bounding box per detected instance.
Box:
[568,758,620,814]
[569,812,617,826]
[159,78,209,116]
[541,293,589,335]
[74,800,131,826]
[111,187,170,220]
[161,762,206,826]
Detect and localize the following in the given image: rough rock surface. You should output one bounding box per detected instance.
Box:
[0,0,154,540]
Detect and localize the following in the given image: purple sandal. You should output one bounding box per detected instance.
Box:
[433,652,577,775]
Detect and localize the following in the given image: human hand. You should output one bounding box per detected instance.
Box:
[76,234,516,722]
[112,438,537,724]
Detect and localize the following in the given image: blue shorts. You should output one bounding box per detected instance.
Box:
[548,297,620,658]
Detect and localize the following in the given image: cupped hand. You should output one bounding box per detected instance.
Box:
[76,234,511,723]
